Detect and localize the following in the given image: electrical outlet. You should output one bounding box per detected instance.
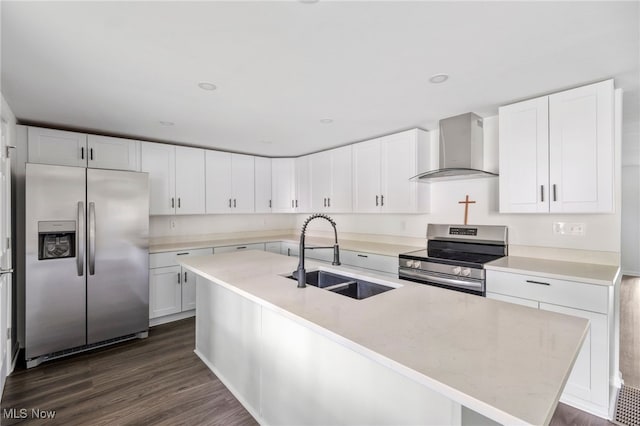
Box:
[170,219,176,230]
[553,222,586,236]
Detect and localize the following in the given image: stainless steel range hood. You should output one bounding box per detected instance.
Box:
[411,112,498,181]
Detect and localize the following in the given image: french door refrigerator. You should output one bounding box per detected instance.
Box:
[25,163,149,367]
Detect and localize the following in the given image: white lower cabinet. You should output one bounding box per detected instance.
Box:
[486,269,614,418]
[149,248,212,321]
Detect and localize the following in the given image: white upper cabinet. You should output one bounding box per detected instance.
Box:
[27,127,87,168]
[27,127,140,171]
[311,146,353,213]
[87,135,141,171]
[353,129,429,213]
[141,142,205,215]
[499,79,614,213]
[175,146,206,215]
[271,158,296,213]
[295,156,312,213]
[254,157,272,213]
[206,151,255,213]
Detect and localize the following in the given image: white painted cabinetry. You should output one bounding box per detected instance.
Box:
[295,156,312,213]
[27,127,141,171]
[311,145,353,212]
[214,243,265,253]
[486,269,614,418]
[149,248,212,322]
[353,129,430,213]
[206,151,255,213]
[254,157,272,213]
[87,135,141,171]
[271,158,296,213]
[499,79,614,213]
[141,142,205,215]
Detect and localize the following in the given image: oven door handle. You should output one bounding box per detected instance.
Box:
[399,268,483,289]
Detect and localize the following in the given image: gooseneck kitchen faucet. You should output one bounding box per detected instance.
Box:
[295,213,341,288]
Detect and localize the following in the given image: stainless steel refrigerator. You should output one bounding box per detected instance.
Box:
[25,163,149,367]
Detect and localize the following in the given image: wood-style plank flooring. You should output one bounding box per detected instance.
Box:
[620,275,640,388]
[0,310,626,426]
[1,318,257,425]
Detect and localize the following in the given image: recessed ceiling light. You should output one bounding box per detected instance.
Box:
[429,74,449,84]
[198,82,217,91]
[320,118,333,124]
[159,121,174,126]
[299,0,319,4]
[261,140,273,144]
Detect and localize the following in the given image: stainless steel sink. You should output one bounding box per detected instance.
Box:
[287,270,395,300]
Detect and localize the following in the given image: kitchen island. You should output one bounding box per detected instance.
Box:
[181,250,589,426]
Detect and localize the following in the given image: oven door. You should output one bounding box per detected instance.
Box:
[398,267,485,296]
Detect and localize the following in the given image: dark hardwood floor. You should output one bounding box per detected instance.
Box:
[0,318,257,425]
[0,317,617,425]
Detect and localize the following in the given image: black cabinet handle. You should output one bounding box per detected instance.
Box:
[176,252,189,256]
[234,199,237,208]
[81,147,85,160]
[269,200,272,208]
[357,254,368,258]
[375,195,379,206]
[184,271,187,282]
[328,197,330,207]
[90,148,94,161]
[237,246,247,250]
[552,184,557,202]
[295,199,298,208]
[177,272,181,284]
[171,198,175,208]
[178,198,181,208]
[324,198,327,207]
[526,280,550,286]
[381,195,384,206]
[541,185,544,202]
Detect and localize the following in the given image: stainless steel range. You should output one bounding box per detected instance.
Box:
[398,224,508,296]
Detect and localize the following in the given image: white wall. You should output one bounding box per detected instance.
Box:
[150,214,296,238]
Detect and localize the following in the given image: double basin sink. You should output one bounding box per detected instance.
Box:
[287,270,395,300]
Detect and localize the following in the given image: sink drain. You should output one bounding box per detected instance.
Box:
[615,384,640,426]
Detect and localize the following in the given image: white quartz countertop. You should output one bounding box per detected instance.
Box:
[150,233,421,257]
[485,256,620,286]
[181,250,588,426]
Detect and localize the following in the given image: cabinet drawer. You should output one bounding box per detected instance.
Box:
[486,292,539,308]
[486,270,608,313]
[341,251,397,274]
[150,248,213,268]
[214,243,265,254]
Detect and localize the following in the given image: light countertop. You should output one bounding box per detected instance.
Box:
[150,233,422,258]
[181,250,588,426]
[485,256,620,286]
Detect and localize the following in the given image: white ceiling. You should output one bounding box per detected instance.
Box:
[1,1,638,157]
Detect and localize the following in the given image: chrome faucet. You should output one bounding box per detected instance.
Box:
[295,213,341,288]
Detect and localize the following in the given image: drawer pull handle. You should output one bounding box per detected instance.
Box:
[357,254,368,258]
[176,252,189,256]
[526,280,550,286]
[237,246,247,250]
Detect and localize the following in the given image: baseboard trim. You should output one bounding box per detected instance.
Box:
[149,310,195,327]
[559,394,610,420]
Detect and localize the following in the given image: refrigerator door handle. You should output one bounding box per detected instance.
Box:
[88,202,96,275]
[77,201,85,276]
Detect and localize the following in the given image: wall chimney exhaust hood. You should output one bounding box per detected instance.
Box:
[411,112,498,181]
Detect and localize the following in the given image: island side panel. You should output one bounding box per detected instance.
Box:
[194,275,262,420]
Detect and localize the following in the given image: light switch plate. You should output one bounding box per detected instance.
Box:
[553,222,586,236]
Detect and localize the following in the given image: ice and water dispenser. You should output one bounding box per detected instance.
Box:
[38,221,76,260]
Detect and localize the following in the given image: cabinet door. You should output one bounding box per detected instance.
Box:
[498,97,550,213]
[272,158,296,213]
[27,127,87,167]
[232,154,255,213]
[353,140,381,213]
[149,266,182,319]
[295,156,312,213]
[328,145,353,213]
[205,150,233,213]
[141,142,176,215]
[539,303,609,407]
[310,151,331,211]
[175,146,205,215]
[549,80,614,213]
[87,135,141,171]
[380,133,417,213]
[254,157,272,213]
[181,268,197,311]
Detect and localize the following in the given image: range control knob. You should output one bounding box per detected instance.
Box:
[413,260,421,269]
[452,266,462,275]
[460,268,471,277]
[405,260,414,267]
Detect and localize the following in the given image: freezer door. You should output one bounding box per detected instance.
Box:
[86,169,149,344]
[25,164,87,359]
